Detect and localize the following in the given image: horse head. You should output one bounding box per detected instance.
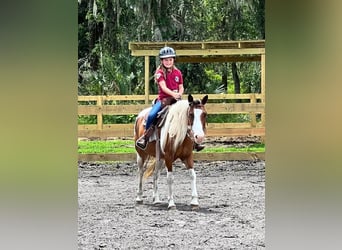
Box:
[187,94,208,145]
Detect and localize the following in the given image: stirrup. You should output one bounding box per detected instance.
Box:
[136,137,147,150]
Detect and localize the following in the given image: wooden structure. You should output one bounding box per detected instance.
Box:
[129,40,265,104]
[78,94,265,139]
[78,93,265,162]
[78,152,264,162]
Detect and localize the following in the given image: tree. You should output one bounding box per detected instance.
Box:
[78,0,265,96]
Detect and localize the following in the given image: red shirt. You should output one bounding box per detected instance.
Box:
[155,67,183,100]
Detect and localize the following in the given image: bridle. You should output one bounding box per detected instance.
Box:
[186,101,207,142]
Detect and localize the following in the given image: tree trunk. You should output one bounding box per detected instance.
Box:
[232,62,241,102]
[87,0,102,70]
[222,63,228,93]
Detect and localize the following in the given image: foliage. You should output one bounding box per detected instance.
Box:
[78,0,265,96]
[103,115,136,124]
[78,115,97,124]
[77,0,265,126]
[78,114,137,124]
[208,114,250,123]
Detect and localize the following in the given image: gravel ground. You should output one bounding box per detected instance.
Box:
[78,156,265,249]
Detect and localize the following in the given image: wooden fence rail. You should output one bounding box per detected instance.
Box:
[78,94,265,139]
[78,94,265,162]
[78,152,265,162]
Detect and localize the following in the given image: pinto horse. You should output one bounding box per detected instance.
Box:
[134,94,208,209]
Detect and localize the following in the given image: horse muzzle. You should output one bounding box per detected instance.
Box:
[194,134,205,144]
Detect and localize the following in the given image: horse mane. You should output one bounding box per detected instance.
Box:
[160,100,189,154]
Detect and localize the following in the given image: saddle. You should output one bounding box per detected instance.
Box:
[156,105,170,128]
[143,97,177,142]
[146,105,170,141]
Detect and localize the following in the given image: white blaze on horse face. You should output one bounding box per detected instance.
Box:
[192,109,205,144]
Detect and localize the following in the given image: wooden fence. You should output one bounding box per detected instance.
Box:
[78,94,265,161]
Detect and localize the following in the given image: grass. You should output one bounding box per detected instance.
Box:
[78,140,135,154]
[78,139,265,154]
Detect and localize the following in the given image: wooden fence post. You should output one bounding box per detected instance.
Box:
[144,56,150,104]
[97,96,103,131]
[250,94,257,127]
[260,54,266,142]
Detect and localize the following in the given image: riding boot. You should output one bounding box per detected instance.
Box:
[136,126,155,150]
[194,143,205,152]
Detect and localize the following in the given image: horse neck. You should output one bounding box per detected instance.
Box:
[160,101,189,153]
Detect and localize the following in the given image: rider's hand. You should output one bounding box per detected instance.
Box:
[174,93,182,100]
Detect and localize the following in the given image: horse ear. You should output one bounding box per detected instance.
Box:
[188,94,194,104]
[201,95,208,105]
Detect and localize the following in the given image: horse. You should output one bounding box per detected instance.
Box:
[134,94,208,209]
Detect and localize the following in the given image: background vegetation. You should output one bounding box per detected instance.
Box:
[78,0,265,97]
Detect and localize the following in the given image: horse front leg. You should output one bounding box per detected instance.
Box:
[166,170,176,209]
[135,156,144,204]
[189,168,199,207]
[184,156,199,208]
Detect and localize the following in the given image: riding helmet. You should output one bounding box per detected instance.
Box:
[159,46,176,59]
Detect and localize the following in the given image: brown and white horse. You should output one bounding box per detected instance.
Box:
[134,94,208,209]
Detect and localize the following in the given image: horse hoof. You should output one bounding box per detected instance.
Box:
[191,204,200,210]
[153,200,162,206]
[168,205,176,210]
[136,199,143,204]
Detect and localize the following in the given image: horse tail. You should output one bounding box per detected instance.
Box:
[143,156,156,179]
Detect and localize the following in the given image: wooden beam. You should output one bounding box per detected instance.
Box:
[78,94,264,102]
[131,48,265,57]
[205,127,265,137]
[78,152,265,162]
[193,152,265,161]
[78,126,265,139]
[261,54,265,102]
[129,40,265,51]
[78,103,265,115]
[176,55,261,63]
[78,122,263,132]
[261,54,266,126]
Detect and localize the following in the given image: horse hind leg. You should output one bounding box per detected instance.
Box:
[135,155,144,204]
[152,159,163,205]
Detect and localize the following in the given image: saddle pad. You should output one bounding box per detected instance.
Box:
[149,129,157,142]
